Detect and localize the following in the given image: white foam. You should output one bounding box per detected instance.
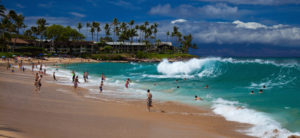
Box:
[212,98,300,138]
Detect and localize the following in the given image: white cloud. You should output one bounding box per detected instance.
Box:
[25,16,76,26]
[196,0,300,5]
[16,3,24,8]
[38,2,54,8]
[109,0,141,10]
[156,20,300,46]
[69,12,86,18]
[149,3,243,19]
[171,19,187,24]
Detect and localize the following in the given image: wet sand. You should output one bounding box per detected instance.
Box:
[0,64,253,138]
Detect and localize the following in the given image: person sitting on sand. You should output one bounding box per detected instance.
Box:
[250,91,254,95]
[53,72,57,81]
[195,95,203,101]
[125,78,131,88]
[259,89,263,93]
[147,89,152,112]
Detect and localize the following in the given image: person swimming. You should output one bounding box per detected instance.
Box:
[250,90,254,94]
[204,85,209,88]
[259,89,263,93]
[263,85,266,88]
[177,86,180,88]
[195,95,202,100]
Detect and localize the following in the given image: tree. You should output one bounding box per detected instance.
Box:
[86,22,90,41]
[0,4,5,18]
[112,18,119,41]
[77,22,82,33]
[93,22,100,42]
[90,26,95,41]
[36,18,47,47]
[166,31,170,42]
[13,14,25,52]
[104,23,110,39]
[181,34,197,53]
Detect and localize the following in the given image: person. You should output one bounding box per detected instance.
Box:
[34,73,39,91]
[44,69,46,74]
[72,71,75,82]
[177,86,180,88]
[74,76,79,88]
[11,66,15,72]
[204,85,209,88]
[195,95,202,100]
[86,72,89,79]
[53,72,57,81]
[147,89,152,112]
[32,63,34,72]
[125,78,131,88]
[250,90,254,95]
[259,89,263,93]
[99,85,103,93]
[101,80,104,87]
[83,72,87,82]
[101,73,105,81]
[263,85,266,88]
[37,75,42,92]
[40,64,43,71]
[22,67,25,72]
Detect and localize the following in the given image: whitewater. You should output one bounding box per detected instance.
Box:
[31,57,300,138]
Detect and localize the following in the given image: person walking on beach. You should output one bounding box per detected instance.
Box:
[53,72,57,81]
[36,75,42,92]
[32,63,34,72]
[34,73,39,91]
[125,78,131,88]
[147,89,152,112]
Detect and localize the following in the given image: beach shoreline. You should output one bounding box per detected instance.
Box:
[0,60,254,138]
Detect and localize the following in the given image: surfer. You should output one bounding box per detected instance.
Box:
[195,95,202,100]
[147,89,152,112]
[125,78,131,88]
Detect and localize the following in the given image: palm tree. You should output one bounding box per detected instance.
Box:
[153,23,158,43]
[36,18,47,47]
[90,26,95,41]
[0,4,6,17]
[166,31,170,42]
[92,22,100,42]
[77,22,82,33]
[86,22,90,41]
[181,34,197,53]
[104,23,110,39]
[13,14,25,52]
[96,23,101,42]
[112,18,118,41]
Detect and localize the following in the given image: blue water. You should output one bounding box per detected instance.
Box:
[57,57,300,137]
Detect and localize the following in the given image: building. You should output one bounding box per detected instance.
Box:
[105,42,174,53]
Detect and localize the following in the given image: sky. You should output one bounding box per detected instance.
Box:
[3,0,300,57]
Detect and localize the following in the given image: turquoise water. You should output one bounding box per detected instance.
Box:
[57,57,300,137]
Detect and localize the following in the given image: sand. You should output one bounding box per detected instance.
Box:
[0,61,253,138]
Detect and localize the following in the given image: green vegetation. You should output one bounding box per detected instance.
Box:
[0,3,198,59]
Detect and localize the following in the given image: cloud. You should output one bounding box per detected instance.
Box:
[171,19,187,24]
[149,3,243,19]
[69,12,86,18]
[109,0,141,10]
[38,2,54,8]
[196,0,300,5]
[16,3,24,8]
[156,20,300,46]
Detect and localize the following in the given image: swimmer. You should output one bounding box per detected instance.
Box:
[177,86,180,88]
[259,89,263,93]
[83,72,87,82]
[250,91,254,94]
[263,85,266,88]
[204,85,208,88]
[195,95,202,100]
[86,72,89,79]
[99,86,103,93]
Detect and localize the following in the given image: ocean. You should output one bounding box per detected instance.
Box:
[43,57,300,138]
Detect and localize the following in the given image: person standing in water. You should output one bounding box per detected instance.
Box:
[37,75,42,92]
[86,72,89,80]
[101,73,105,81]
[125,78,131,88]
[147,89,152,112]
[99,81,103,93]
[74,76,79,88]
[83,72,87,82]
[53,72,57,81]
[72,71,75,82]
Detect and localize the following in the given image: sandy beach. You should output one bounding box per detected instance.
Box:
[0,60,252,138]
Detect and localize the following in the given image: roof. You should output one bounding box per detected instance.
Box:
[10,38,29,44]
[106,42,172,46]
